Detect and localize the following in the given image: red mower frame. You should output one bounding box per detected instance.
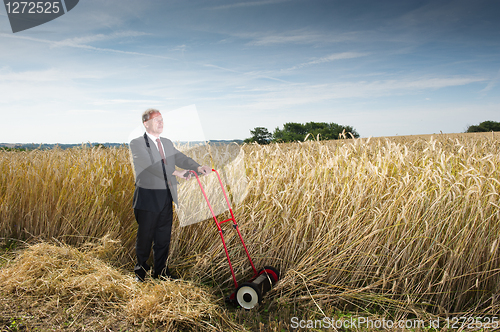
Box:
[186,169,279,308]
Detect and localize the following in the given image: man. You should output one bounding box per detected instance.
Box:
[129,108,211,281]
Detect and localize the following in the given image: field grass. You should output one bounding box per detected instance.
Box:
[1,132,500,331]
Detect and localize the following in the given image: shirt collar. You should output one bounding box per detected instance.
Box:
[146,131,161,143]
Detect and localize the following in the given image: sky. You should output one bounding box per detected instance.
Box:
[1,0,499,143]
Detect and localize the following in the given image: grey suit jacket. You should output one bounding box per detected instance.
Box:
[129,133,200,211]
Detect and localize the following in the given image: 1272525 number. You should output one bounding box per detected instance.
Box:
[5,2,60,14]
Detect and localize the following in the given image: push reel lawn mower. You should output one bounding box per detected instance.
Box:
[186,169,280,309]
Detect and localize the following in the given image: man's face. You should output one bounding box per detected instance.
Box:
[144,112,163,136]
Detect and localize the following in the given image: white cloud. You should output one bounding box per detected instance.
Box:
[66,109,110,114]
[286,52,369,71]
[171,44,187,52]
[238,29,361,46]
[53,31,149,47]
[479,69,500,95]
[202,63,292,83]
[227,76,487,110]
[0,67,104,82]
[0,32,176,60]
[91,99,163,106]
[307,52,369,65]
[209,0,291,10]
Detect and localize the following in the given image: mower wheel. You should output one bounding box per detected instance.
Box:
[236,282,262,309]
[260,266,280,283]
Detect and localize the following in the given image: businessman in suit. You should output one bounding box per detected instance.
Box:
[129,108,211,281]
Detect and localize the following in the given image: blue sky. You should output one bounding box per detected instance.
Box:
[1,0,499,143]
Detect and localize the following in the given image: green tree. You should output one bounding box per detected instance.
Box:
[273,123,306,142]
[244,127,272,144]
[466,120,500,133]
[273,122,359,142]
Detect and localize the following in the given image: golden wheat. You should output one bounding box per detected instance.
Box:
[1,133,500,329]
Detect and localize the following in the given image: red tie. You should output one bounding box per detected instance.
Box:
[156,138,166,164]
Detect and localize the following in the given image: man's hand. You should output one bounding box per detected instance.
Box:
[172,169,192,180]
[197,165,212,175]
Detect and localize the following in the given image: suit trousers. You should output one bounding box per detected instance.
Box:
[134,187,173,279]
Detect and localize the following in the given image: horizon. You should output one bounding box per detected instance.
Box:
[2,129,493,147]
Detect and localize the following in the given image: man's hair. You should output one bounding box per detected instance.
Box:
[142,108,160,123]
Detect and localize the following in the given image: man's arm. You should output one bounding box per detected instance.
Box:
[161,139,211,178]
[172,147,212,177]
[172,147,201,170]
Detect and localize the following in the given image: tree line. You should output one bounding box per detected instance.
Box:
[244,122,360,144]
[244,120,500,145]
[466,120,500,133]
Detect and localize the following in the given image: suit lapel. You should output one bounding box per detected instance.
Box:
[145,134,163,163]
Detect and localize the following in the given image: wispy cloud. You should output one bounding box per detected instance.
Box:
[209,0,291,10]
[1,31,296,85]
[0,32,177,60]
[239,29,361,46]
[229,76,487,110]
[53,31,149,47]
[171,44,187,52]
[67,109,110,115]
[0,67,104,81]
[91,99,163,106]
[479,69,500,95]
[202,63,292,83]
[307,52,368,65]
[286,52,369,71]
[391,77,485,90]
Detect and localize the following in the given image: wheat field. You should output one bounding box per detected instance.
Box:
[1,132,499,331]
